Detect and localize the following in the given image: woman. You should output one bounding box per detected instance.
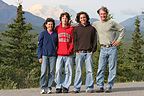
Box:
[37,18,58,94]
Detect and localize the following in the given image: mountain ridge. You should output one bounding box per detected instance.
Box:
[0,0,144,40]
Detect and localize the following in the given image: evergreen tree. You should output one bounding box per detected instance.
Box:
[0,38,3,63]
[107,13,113,20]
[1,4,38,88]
[128,17,144,69]
[128,17,144,81]
[116,45,133,82]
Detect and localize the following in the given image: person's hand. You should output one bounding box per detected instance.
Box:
[112,41,121,46]
[39,58,42,64]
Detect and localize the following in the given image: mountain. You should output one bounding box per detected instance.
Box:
[0,0,17,24]
[1,0,144,40]
[120,15,144,40]
[120,15,144,32]
[90,18,98,24]
[0,1,77,32]
[27,4,77,20]
[27,4,98,24]
[0,0,45,32]
[59,5,76,19]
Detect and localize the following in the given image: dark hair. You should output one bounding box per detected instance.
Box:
[43,18,55,30]
[59,12,71,21]
[75,11,90,23]
[97,6,109,14]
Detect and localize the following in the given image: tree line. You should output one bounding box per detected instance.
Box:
[0,4,144,89]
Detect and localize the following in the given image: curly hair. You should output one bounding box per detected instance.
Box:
[43,18,55,31]
[75,11,90,23]
[59,12,71,21]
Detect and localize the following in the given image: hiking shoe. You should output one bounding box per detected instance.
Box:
[86,89,94,93]
[40,89,47,94]
[47,88,52,94]
[105,87,112,93]
[63,87,69,93]
[74,90,80,93]
[96,87,104,93]
[56,88,62,93]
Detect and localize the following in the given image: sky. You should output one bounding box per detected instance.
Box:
[4,0,144,22]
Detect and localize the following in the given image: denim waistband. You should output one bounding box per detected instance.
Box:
[77,50,91,53]
[100,44,113,48]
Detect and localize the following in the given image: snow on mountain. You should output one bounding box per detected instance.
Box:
[27,4,76,20]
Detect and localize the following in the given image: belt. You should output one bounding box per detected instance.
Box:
[77,50,91,53]
[100,44,113,48]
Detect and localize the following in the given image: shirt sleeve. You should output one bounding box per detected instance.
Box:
[113,21,125,42]
[68,28,74,54]
[92,27,97,53]
[92,22,99,42]
[73,27,78,52]
[37,32,44,59]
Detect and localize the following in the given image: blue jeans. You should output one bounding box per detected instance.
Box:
[74,52,94,91]
[55,56,73,89]
[40,56,56,90]
[96,46,117,88]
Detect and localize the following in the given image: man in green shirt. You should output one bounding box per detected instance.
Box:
[93,6,125,93]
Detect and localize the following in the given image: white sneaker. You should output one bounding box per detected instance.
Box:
[47,88,52,94]
[40,89,47,94]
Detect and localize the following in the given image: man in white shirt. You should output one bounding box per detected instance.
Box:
[93,6,125,93]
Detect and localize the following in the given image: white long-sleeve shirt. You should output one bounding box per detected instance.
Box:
[93,20,125,45]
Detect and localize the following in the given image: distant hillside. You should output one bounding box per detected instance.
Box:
[120,15,144,41]
[0,0,45,32]
[0,0,98,33]
[90,18,98,24]
[1,0,144,42]
[0,0,16,24]
[0,24,7,32]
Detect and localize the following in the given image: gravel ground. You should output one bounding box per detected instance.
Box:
[0,82,144,96]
